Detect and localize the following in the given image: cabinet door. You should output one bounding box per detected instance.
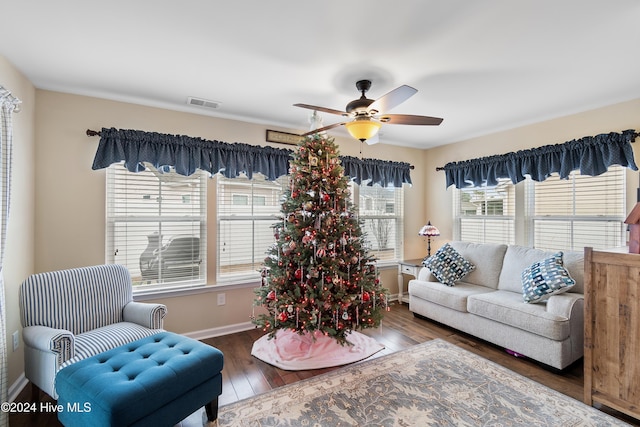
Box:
[584,248,640,419]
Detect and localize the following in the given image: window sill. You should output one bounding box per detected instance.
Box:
[133,262,397,302]
[133,280,260,301]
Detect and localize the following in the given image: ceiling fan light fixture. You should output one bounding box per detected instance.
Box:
[345,119,382,142]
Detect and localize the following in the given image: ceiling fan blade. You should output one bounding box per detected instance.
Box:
[365,134,379,145]
[300,122,345,136]
[379,114,443,125]
[367,85,417,114]
[293,103,346,116]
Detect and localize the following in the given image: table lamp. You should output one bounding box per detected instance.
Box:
[418,221,440,257]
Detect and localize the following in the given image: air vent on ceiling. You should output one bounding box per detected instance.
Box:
[187,97,221,109]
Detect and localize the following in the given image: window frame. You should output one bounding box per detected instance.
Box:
[351,181,405,264]
[216,173,289,283]
[106,163,208,293]
[453,178,516,245]
[525,166,626,251]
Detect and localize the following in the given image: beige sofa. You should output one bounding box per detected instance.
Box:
[408,241,584,370]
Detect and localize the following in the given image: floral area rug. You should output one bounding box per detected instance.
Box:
[219,339,630,426]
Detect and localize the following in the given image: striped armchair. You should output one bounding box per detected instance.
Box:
[19,264,167,399]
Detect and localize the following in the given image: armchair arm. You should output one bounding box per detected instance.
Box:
[22,325,75,365]
[123,301,167,329]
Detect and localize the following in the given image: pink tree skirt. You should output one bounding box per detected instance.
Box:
[251,329,385,370]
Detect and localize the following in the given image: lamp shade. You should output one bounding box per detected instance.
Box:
[345,119,382,142]
[418,221,440,237]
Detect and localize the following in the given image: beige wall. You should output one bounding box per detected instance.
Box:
[33,90,427,335]
[0,56,36,390]
[424,98,640,249]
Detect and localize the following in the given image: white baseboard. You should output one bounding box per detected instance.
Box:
[182,321,257,341]
[8,373,28,403]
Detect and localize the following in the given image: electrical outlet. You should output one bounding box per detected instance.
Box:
[12,331,19,352]
[217,293,226,306]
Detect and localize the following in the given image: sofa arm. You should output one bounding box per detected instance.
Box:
[22,325,74,365]
[546,293,584,318]
[417,266,436,282]
[123,301,167,329]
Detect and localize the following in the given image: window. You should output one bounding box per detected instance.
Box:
[217,173,288,281]
[454,178,515,244]
[352,182,404,262]
[453,167,626,252]
[526,166,626,251]
[106,164,207,290]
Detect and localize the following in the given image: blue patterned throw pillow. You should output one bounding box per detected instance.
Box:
[522,252,575,303]
[423,243,475,286]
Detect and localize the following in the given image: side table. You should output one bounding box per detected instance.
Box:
[397,258,424,304]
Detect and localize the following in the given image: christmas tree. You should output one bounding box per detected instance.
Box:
[253,133,388,345]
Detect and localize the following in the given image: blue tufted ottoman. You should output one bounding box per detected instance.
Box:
[55,331,223,427]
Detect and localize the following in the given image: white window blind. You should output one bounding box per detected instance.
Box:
[106,164,207,289]
[454,178,515,245]
[217,173,288,281]
[526,166,625,251]
[353,182,404,262]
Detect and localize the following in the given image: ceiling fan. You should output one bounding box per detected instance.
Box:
[294,80,443,144]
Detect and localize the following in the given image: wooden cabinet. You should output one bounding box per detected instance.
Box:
[584,247,640,420]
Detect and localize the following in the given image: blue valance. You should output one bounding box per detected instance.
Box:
[341,156,412,187]
[442,129,638,189]
[91,127,412,187]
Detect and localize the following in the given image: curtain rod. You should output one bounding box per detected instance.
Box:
[434,131,639,172]
[86,129,415,169]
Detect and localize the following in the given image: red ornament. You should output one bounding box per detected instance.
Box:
[322,193,330,202]
[278,312,288,322]
[295,268,303,279]
[362,292,370,302]
[267,290,276,301]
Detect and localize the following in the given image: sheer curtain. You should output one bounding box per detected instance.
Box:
[0,86,20,427]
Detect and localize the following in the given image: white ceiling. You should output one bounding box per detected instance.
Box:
[2,0,640,149]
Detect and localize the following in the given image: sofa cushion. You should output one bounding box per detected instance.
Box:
[423,243,475,286]
[559,251,584,294]
[448,241,508,289]
[522,252,576,303]
[468,290,571,341]
[497,245,583,294]
[409,280,494,312]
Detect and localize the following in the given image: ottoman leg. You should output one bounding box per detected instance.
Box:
[205,397,219,421]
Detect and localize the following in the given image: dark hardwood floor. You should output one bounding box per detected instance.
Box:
[10,303,639,426]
